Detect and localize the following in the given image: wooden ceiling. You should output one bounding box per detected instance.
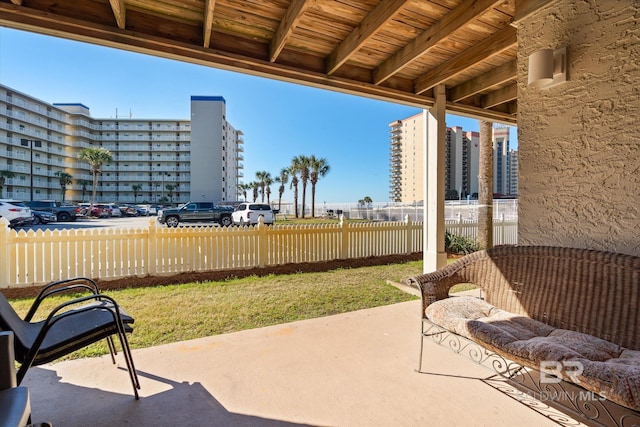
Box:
[0,0,553,125]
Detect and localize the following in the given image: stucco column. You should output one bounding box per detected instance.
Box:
[477,120,493,249]
[423,84,447,273]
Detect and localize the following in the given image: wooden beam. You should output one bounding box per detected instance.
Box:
[326,0,409,75]
[373,0,505,85]
[108,0,126,30]
[203,0,216,48]
[10,0,22,5]
[0,1,517,126]
[269,0,314,63]
[481,83,517,108]
[450,60,516,102]
[513,0,557,24]
[414,25,516,95]
[446,102,516,125]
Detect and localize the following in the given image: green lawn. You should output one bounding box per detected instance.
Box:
[9,260,423,359]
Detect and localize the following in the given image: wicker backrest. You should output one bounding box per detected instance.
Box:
[454,246,640,350]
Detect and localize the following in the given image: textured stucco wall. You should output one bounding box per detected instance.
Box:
[517,0,640,256]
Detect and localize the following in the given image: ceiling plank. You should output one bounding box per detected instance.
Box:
[203,0,216,48]
[414,25,516,95]
[373,0,506,85]
[326,0,409,75]
[108,0,126,30]
[10,0,22,5]
[481,83,517,108]
[450,60,516,102]
[269,0,315,63]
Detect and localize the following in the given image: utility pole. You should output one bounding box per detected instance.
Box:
[20,139,41,201]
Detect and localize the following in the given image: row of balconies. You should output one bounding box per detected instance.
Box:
[0,148,66,163]
[99,135,192,142]
[1,95,66,121]
[100,144,191,152]
[0,109,196,143]
[2,94,206,134]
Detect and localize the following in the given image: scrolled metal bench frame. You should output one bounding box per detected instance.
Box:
[418,319,640,427]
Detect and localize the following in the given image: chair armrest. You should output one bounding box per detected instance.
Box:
[0,331,17,390]
[408,251,485,316]
[25,277,100,321]
[24,293,130,366]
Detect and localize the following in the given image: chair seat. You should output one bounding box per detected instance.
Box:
[0,386,31,427]
[17,302,134,366]
[0,278,139,399]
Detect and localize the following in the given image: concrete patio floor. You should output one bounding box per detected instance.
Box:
[22,300,578,426]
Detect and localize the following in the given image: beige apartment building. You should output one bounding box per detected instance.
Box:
[389,112,517,203]
[0,84,243,205]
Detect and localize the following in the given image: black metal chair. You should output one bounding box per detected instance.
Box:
[1,331,32,427]
[0,277,140,399]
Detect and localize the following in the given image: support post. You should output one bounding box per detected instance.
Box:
[478,120,494,249]
[423,85,447,273]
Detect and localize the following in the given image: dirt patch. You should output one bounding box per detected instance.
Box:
[2,253,424,299]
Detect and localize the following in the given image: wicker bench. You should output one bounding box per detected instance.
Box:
[409,246,640,427]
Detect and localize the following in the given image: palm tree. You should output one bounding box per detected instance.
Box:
[78,147,112,210]
[165,183,176,204]
[308,156,330,217]
[264,174,273,204]
[274,168,289,213]
[77,179,92,202]
[363,196,372,208]
[55,171,73,202]
[255,171,271,203]
[288,165,300,218]
[237,183,250,201]
[250,181,260,202]
[291,155,310,218]
[0,170,16,198]
[132,184,142,202]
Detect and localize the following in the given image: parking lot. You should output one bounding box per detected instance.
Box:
[17,215,161,231]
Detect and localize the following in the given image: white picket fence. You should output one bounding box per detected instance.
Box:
[0,217,517,288]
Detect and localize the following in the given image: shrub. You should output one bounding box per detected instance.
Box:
[445,231,481,255]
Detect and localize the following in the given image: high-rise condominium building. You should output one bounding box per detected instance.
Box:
[389,113,424,203]
[389,111,517,203]
[0,84,244,205]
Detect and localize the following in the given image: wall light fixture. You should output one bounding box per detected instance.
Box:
[528,47,567,89]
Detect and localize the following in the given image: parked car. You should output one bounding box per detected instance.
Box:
[107,204,122,217]
[24,200,78,222]
[136,205,150,216]
[157,202,234,227]
[31,210,57,225]
[0,199,33,228]
[119,204,140,217]
[231,203,274,226]
[79,203,111,218]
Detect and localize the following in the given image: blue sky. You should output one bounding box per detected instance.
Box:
[0,28,516,204]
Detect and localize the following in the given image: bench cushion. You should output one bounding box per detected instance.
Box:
[577,350,640,411]
[426,296,640,411]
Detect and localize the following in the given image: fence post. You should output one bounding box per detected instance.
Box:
[340,215,349,259]
[148,218,157,275]
[0,218,9,287]
[404,214,412,255]
[257,216,267,267]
